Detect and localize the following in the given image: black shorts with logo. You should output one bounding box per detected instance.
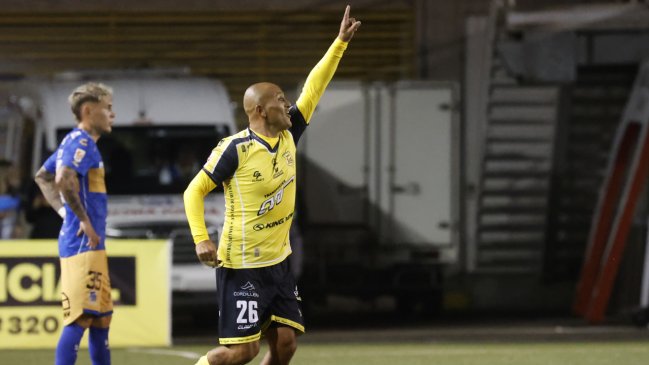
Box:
[215,259,304,344]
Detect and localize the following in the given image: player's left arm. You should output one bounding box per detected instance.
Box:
[295,5,361,123]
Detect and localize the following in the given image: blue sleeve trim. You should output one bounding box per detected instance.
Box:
[205,141,240,185]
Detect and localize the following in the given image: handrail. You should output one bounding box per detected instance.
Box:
[468,0,509,272]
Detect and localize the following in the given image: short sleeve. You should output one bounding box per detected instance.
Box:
[58,136,96,176]
[202,138,239,185]
[42,151,57,174]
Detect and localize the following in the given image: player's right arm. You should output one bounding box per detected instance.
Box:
[184,171,218,267]
[34,153,65,218]
[183,138,239,267]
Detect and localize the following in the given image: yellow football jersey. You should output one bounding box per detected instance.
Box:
[202,110,304,268]
[184,37,348,268]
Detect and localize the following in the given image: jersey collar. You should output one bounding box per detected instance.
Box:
[248,128,280,153]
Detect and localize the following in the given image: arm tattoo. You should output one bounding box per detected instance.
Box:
[34,167,64,213]
[55,166,88,222]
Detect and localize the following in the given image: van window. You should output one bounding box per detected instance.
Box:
[56,125,228,194]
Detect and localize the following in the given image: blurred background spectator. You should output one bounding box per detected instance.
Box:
[0,159,22,239]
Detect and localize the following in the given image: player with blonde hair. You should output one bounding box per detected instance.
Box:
[35,82,115,365]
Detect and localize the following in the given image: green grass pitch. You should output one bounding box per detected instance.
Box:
[2,341,648,365]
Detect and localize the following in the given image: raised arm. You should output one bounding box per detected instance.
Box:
[295,5,361,123]
[56,166,100,247]
[34,166,65,218]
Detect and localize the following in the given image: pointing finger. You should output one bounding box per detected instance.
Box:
[343,5,350,23]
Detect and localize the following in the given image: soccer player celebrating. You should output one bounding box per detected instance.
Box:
[35,83,115,365]
[183,5,360,365]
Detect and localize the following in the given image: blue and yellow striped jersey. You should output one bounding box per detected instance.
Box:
[185,37,348,268]
[43,128,107,258]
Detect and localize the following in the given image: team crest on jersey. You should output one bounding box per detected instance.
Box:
[283,151,294,166]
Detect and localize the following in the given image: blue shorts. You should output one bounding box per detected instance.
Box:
[215,259,304,344]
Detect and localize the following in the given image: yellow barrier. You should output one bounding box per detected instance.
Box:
[0,239,171,349]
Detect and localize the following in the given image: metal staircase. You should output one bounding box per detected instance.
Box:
[543,65,637,280]
[472,1,562,273]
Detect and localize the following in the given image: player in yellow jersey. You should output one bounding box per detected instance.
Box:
[183,6,360,365]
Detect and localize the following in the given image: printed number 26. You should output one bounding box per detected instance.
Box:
[236,300,258,324]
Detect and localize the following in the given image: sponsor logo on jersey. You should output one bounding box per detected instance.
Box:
[241,281,255,290]
[253,171,264,182]
[79,138,88,146]
[252,212,294,231]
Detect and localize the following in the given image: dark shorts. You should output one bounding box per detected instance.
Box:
[215,259,304,344]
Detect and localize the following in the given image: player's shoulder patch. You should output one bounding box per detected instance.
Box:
[73,148,86,167]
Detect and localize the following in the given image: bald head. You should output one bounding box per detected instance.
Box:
[243,82,283,117]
